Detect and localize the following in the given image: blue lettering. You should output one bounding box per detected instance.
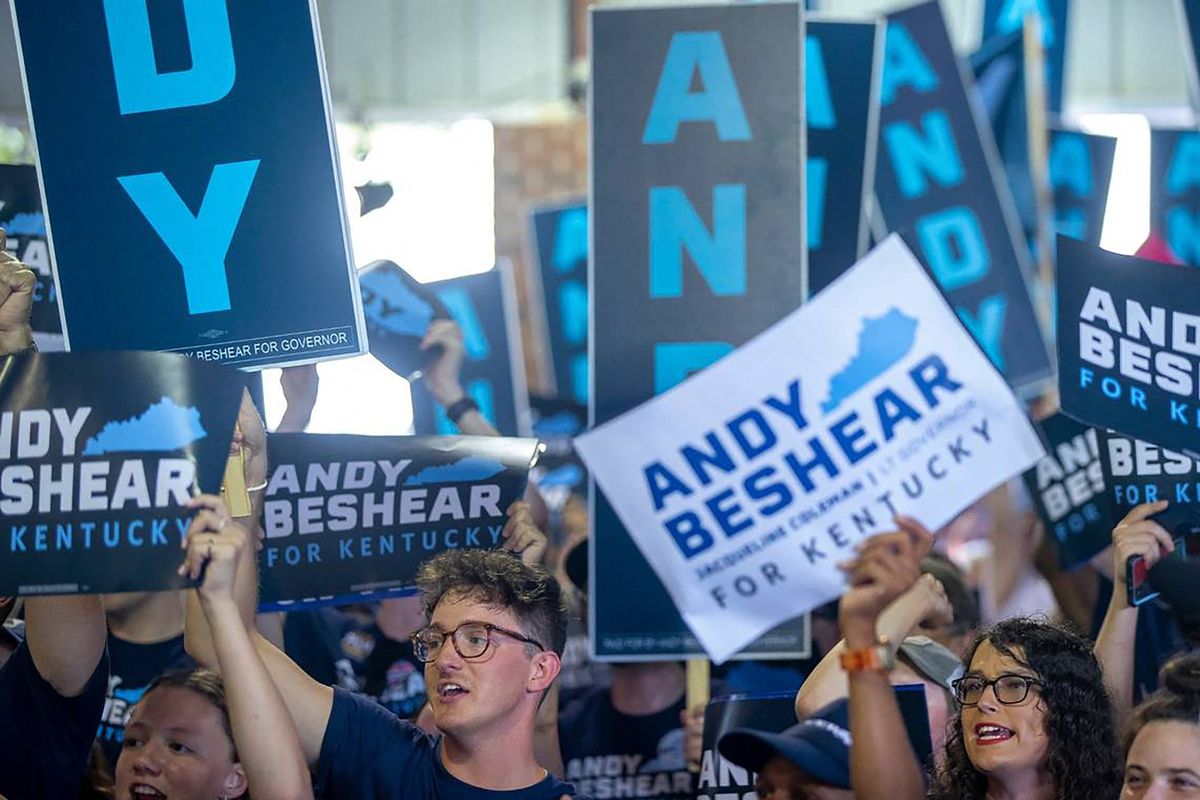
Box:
[805,36,836,130]
[552,207,588,272]
[918,206,990,290]
[957,295,1008,370]
[117,159,259,314]
[884,110,965,197]
[643,32,752,144]
[1167,207,1200,265]
[1168,133,1200,195]
[437,288,490,359]
[654,342,733,393]
[665,511,713,559]
[649,184,747,298]
[646,462,693,511]
[103,0,236,115]
[806,158,828,250]
[1048,133,1091,196]
[880,22,939,105]
[560,280,587,345]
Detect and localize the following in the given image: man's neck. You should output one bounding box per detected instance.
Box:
[106,592,185,644]
[610,662,686,716]
[440,721,545,791]
[985,767,1055,800]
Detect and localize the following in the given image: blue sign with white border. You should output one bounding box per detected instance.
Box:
[410,262,532,438]
[530,200,589,406]
[590,1,809,659]
[10,0,366,369]
[806,19,883,296]
[875,0,1052,393]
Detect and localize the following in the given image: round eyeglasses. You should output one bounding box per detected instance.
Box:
[952,673,1043,706]
[409,621,545,663]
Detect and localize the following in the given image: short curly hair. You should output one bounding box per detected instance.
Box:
[416,549,567,657]
[1125,652,1200,753]
[931,618,1123,800]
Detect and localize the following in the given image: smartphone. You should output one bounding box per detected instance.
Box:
[1127,538,1188,606]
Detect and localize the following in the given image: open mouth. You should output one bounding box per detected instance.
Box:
[437,682,468,700]
[974,723,1014,744]
[130,785,167,799]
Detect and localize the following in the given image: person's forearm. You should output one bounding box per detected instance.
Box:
[24,596,106,696]
[185,524,259,666]
[796,589,929,717]
[1095,580,1138,720]
[844,622,926,800]
[276,409,312,434]
[203,597,312,799]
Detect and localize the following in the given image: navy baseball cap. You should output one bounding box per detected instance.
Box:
[718,699,855,788]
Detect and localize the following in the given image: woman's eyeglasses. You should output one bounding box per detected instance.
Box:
[951,673,1043,706]
[409,621,544,663]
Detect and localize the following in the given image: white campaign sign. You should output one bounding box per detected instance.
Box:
[575,236,1044,662]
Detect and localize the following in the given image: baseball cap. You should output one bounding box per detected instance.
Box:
[719,698,855,788]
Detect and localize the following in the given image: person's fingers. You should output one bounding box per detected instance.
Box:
[188,493,230,519]
[894,515,935,556]
[1115,519,1175,554]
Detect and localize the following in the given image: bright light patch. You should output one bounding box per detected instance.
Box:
[1076,112,1150,255]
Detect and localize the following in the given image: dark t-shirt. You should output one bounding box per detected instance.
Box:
[558,687,692,800]
[0,641,109,800]
[315,688,577,799]
[286,609,427,719]
[96,632,194,767]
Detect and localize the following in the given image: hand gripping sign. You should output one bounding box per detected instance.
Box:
[575,236,1044,662]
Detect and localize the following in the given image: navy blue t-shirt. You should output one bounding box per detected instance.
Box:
[0,641,109,800]
[315,688,577,799]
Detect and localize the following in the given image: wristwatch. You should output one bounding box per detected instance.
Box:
[839,634,896,672]
[445,396,480,424]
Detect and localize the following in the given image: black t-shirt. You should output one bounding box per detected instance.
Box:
[315,688,577,799]
[0,641,109,800]
[96,632,194,767]
[285,609,427,719]
[558,687,692,800]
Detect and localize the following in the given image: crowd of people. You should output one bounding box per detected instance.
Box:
[1,224,1199,800]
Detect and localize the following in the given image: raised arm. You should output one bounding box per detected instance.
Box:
[795,572,952,718]
[1094,500,1175,720]
[421,319,500,437]
[180,494,313,799]
[842,518,932,800]
[277,365,319,433]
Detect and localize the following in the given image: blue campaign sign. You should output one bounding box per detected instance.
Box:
[1180,0,1200,110]
[10,0,365,369]
[982,0,1069,114]
[0,164,62,350]
[1057,236,1200,458]
[875,0,1052,393]
[591,2,808,659]
[1150,129,1200,266]
[529,200,589,405]
[806,19,883,295]
[410,263,531,438]
[1049,127,1116,247]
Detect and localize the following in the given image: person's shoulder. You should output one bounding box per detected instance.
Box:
[329,686,435,745]
[557,684,611,726]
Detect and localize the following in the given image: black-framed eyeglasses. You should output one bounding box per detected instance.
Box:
[409,621,545,663]
[952,673,1043,706]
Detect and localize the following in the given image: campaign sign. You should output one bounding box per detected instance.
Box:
[410,263,531,437]
[1098,431,1200,539]
[0,164,62,350]
[528,395,588,511]
[982,0,1069,114]
[806,19,883,295]
[591,2,807,658]
[875,1,1052,392]
[258,434,538,610]
[1057,236,1200,459]
[1022,413,1113,568]
[576,236,1044,661]
[0,351,244,595]
[358,260,450,379]
[10,0,366,369]
[1049,127,1116,247]
[1150,129,1200,266]
[700,685,933,799]
[530,201,589,406]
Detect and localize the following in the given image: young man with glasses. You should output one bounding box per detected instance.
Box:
[185,503,577,799]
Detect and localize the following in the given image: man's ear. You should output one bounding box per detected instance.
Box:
[527,650,561,693]
[222,763,248,798]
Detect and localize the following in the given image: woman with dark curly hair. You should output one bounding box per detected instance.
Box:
[1121,653,1200,796]
[837,522,1124,800]
[930,618,1123,800]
